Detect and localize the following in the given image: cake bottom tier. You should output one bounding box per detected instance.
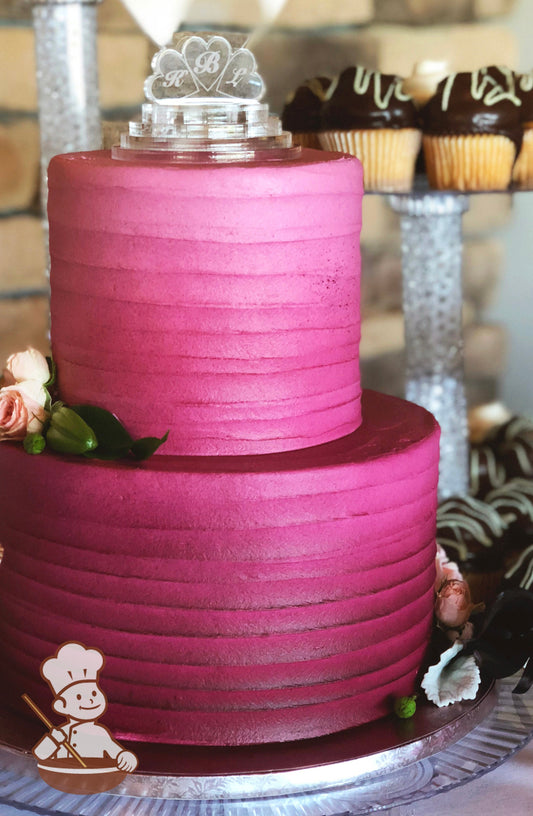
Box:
[0,391,439,745]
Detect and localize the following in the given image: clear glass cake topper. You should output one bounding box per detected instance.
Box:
[112,32,300,163]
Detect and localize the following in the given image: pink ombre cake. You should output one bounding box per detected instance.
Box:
[0,74,440,744]
[49,150,363,456]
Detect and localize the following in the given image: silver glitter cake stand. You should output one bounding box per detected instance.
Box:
[0,676,532,815]
[388,191,470,500]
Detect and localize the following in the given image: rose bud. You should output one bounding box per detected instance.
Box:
[3,348,50,386]
[47,405,98,454]
[23,432,46,455]
[435,579,476,629]
[435,542,463,591]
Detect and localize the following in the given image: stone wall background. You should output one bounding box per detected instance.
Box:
[0,0,525,408]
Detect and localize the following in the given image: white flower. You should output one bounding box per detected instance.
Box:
[421,643,481,707]
[3,348,50,387]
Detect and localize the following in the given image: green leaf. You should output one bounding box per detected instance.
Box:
[44,357,56,389]
[83,447,131,461]
[46,405,98,455]
[130,431,169,461]
[43,387,52,414]
[72,405,133,454]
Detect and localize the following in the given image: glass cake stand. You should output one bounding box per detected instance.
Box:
[0,675,531,816]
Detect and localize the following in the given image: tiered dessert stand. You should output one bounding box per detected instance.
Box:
[2,3,528,814]
[388,191,470,499]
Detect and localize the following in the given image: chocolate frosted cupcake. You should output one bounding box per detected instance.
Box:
[437,495,509,604]
[486,478,533,561]
[281,77,332,149]
[421,66,522,190]
[319,66,421,192]
[513,70,533,187]
[487,415,533,480]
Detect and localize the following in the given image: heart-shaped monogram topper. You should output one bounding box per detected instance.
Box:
[146,34,264,103]
[183,36,231,93]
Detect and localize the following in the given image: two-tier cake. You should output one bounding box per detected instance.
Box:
[0,33,440,745]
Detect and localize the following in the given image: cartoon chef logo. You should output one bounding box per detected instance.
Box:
[23,642,138,795]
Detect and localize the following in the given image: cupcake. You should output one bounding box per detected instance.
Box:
[281,77,332,149]
[421,66,522,190]
[319,66,421,192]
[437,495,509,604]
[513,70,533,188]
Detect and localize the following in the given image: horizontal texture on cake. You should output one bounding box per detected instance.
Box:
[48,149,363,457]
[0,391,439,746]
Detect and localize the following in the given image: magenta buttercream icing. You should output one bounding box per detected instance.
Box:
[48,149,363,456]
[0,390,439,745]
[0,143,442,747]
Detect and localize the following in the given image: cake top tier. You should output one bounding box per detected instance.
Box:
[113,32,300,164]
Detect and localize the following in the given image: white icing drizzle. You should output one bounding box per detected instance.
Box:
[284,77,331,110]
[305,77,331,101]
[499,415,533,441]
[469,445,506,496]
[352,67,412,109]
[505,544,533,588]
[440,67,521,111]
[519,70,533,93]
[486,478,533,523]
[506,441,533,477]
[323,75,338,102]
[440,75,456,112]
[437,496,506,561]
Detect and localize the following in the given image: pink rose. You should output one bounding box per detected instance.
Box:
[0,381,48,440]
[435,542,463,591]
[435,579,476,629]
[3,348,50,386]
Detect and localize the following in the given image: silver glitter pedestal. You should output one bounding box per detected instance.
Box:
[389,193,470,500]
[31,0,102,227]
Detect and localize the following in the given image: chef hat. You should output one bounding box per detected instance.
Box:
[41,642,105,697]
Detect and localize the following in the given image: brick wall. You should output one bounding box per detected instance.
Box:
[0,0,520,404]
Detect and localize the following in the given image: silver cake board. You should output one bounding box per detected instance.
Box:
[1,676,532,814]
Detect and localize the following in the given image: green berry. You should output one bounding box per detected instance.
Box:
[23,432,46,455]
[394,695,417,719]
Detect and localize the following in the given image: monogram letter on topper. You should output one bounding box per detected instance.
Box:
[145,34,264,103]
